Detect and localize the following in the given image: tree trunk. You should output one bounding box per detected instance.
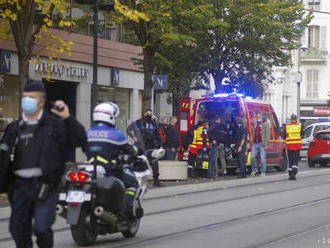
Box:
[18,55,30,94]
[213,72,224,94]
[172,94,180,117]
[142,47,155,112]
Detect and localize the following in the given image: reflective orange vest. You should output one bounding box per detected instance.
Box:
[188,126,210,155]
[286,123,302,150]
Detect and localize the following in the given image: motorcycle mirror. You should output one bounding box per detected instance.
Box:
[151,148,166,159]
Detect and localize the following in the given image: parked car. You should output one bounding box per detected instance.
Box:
[307,130,330,167]
[301,122,330,158]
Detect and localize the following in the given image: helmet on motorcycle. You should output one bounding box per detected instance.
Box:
[93,102,119,126]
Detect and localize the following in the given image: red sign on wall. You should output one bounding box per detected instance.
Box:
[314,108,330,116]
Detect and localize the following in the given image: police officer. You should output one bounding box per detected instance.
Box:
[135,109,163,186]
[284,114,302,180]
[86,102,139,217]
[0,81,87,248]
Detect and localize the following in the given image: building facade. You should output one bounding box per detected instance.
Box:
[0,30,148,161]
[265,0,330,128]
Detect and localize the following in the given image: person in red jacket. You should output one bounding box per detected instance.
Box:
[284,114,302,180]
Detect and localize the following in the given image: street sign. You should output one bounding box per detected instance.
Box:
[152,74,168,90]
[0,50,10,73]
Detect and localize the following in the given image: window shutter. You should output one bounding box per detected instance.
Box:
[320,26,327,52]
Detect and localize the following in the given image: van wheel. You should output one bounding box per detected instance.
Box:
[276,152,287,171]
[308,159,315,167]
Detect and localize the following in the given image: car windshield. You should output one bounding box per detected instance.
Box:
[315,132,330,141]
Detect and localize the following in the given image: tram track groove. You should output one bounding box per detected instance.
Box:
[1,171,330,244]
[99,196,330,248]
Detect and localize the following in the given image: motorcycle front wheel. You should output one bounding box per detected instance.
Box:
[70,205,98,246]
[122,218,140,238]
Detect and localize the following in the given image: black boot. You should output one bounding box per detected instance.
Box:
[153,178,164,187]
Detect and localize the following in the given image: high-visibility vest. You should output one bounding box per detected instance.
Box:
[286,123,302,150]
[188,126,210,155]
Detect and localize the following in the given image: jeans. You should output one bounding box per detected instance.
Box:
[238,146,247,176]
[9,185,57,248]
[166,148,177,160]
[251,142,266,174]
[208,145,218,177]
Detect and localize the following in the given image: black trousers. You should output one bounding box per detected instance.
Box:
[150,160,159,180]
[9,184,57,248]
[287,150,300,176]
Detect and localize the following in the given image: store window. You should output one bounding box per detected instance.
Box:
[98,86,130,133]
[0,75,19,136]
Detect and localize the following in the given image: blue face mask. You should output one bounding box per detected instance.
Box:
[21,97,38,114]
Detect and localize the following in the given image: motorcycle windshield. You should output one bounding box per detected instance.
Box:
[126,122,146,153]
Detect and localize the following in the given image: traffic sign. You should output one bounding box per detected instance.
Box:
[152,74,168,90]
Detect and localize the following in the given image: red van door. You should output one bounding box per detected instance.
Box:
[178,98,191,160]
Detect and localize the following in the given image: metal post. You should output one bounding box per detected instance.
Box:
[297,47,301,123]
[297,81,301,122]
[91,0,98,116]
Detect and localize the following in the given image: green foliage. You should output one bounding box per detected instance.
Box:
[192,0,312,94]
[110,0,311,105]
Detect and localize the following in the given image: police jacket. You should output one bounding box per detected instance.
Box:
[0,112,87,193]
[135,117,162,149]
[86,122,136,165]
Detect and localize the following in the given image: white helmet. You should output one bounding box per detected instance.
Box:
[93,102,119,126]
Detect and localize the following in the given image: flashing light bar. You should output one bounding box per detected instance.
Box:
[214,93,229,97]
[213,92,252,99]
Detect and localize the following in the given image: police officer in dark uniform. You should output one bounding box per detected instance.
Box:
[135,109,163,186]
[86,102,139,217]
[0,81,87,248]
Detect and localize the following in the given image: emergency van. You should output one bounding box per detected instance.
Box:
[178,93,287,172]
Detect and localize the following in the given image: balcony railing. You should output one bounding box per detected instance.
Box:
[300,48,328,61]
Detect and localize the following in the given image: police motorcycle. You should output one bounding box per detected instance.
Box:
[56,122,165,246]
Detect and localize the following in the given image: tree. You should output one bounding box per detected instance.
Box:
[0,0,74,93]
[194,0,312,94]
[113,0,204,111]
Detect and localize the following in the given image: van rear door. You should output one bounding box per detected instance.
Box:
[178,98,191,159]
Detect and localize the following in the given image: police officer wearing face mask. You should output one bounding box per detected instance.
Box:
[135,109,163,186]
[0,80,87,248]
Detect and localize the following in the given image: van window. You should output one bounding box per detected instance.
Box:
[196,100,239,124]
[272,112,280,134]
[302,126,313,139]
[180,112,188,131]
[313,125,330,136]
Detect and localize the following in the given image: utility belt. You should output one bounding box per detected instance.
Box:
[14,176,55,201]
[15,176,43,187]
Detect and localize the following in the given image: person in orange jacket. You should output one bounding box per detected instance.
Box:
[283,114,302,180]
[188,120,210,177]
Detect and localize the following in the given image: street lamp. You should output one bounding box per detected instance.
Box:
[75,0,114,118]
[296,44,307,123]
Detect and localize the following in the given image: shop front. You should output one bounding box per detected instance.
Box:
[0,50,19,136]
